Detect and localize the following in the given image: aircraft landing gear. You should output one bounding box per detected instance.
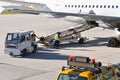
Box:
[108,37,119,47]
[108,28,120,47]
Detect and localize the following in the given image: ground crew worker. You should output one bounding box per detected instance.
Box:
[31,33,39,53]
[31,33,36,41]
[31,33,39,41]
[54,32,61,49]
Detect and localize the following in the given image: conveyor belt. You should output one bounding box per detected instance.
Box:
[39,23,97,45]
[44,23,96,42]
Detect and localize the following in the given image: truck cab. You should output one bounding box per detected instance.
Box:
[4,30,37,57]
[56,56,120,80]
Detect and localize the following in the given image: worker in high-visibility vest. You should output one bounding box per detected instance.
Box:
[54,32,61,49]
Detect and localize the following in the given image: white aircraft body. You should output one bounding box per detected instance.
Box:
[1,0,120,47]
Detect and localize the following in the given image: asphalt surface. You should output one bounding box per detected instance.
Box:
[0,14,120,80]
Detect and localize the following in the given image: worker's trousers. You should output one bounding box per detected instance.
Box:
[54,40,60,49]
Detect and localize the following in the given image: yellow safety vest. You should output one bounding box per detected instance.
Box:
[54,34,60,41]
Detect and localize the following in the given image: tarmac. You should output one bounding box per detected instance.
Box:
[0,14,120,80]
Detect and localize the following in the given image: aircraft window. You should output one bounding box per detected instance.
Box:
[75,5,77,8]
[100,5,102,8]
[78,5,80,8]
[112,5,114,8]
[68,5,70,7]
[71,5,73,8]
[85,5,87,8]
[82,5,84,8]
[92,5,95,8]
[89,5,91,8]
[108,5,110,8]
[96,5,98,8]
[65,5,67,7]
[104,5,106,8]
[116,5,118,8]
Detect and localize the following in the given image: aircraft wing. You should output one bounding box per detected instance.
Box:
[0,0,119,28]
[12,9,120,28]
[1,0,119,22]
[9,9,120,22]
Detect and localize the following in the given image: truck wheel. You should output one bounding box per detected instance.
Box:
[108,38,119,47]
[78,38,84,44]
[21,49,27,57]
[9,53,17,57]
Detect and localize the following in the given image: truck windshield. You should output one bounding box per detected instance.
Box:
[6,33,19,44]
[58,74,87,80]
[116,67,120,77]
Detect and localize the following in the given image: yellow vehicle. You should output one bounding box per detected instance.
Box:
[56,56,120,80]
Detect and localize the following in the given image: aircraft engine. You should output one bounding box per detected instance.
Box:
[115,28,120,41]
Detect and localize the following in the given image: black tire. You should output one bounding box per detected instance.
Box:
[78,38,84,44]
[108,38,119,47]
[9,53,17,57]
[21,49,27,57]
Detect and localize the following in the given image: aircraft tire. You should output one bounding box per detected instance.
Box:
[108,38,119,47]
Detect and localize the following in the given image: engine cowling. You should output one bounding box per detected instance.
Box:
[86,21,98,26]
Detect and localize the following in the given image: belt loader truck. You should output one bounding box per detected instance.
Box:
[40,23,96,46]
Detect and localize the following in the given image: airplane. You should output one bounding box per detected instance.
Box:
[1,0,120,47]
